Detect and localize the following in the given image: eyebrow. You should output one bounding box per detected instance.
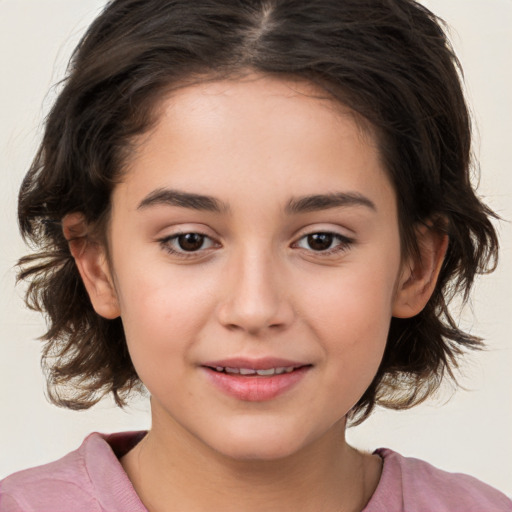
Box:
[137,188,229,213]
[285,192,376,214]
[137,188,376,215]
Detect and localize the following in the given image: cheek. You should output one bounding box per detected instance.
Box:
[296,252,399,385]
[304,273,392,411]
[113,263,216,369]
[301,263,397,340]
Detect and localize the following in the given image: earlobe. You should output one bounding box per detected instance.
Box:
[62,213,120,320]
[392,224,448,319]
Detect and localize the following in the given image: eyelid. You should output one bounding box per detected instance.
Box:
[291,229,355,256]
[292,223,355,242]
[154,222,219,243]
[155,224,355,259]
[157,229,221,259]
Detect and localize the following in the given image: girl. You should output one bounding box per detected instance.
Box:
[1,0,511,510]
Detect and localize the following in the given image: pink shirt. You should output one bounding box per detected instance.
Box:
[1,432,510,511]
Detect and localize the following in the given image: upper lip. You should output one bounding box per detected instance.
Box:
[201,357,309,371]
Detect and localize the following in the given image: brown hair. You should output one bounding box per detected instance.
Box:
[18,0,498,423]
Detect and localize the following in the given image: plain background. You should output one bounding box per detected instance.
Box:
[0,0,511,497]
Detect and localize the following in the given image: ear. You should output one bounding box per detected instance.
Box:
[62,213,121,320]
[392,223,448,319]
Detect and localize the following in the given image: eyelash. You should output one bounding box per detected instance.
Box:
[292,232,354,256]
[159,232,217,258]
[158,231,354,258]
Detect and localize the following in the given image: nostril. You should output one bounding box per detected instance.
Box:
[215,277,295,333]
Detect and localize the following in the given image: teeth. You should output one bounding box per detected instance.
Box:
[213,366,297,375]
[256,368,276,376]
[239,368,257,375]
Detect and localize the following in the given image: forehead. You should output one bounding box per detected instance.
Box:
[115,74,393,216]
[151,74,376,151]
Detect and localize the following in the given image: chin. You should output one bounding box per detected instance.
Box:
[216,439,304,462]
[205,419,328,462]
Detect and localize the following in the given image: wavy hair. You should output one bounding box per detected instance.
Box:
[18,0,498,423]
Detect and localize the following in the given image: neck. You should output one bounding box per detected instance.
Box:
[121,414,381,512]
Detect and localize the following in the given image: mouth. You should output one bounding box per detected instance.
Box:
[206,365,300,376]
[201,359,312,401]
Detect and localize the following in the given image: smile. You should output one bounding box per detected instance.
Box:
[202,360,311,401]
[210,366,296,376]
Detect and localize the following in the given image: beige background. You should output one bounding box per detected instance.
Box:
[1,0,511,496]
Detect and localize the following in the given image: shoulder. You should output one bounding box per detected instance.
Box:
[0,432,147,512]
[1,433,100,512]
[365,448,512,512]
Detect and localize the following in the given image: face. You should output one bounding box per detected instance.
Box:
[97,75,408,460]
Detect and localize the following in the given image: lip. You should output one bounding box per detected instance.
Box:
[202,357,306,370]
[201,357,311,402]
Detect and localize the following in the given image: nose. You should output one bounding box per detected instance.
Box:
[216,249,294,335]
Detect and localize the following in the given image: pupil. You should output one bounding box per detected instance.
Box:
[178,233,204,251]
[308,233,333,251]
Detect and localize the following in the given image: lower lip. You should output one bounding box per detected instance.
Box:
[202,367,310,402]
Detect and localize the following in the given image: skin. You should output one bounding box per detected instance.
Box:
[66,74,447,512]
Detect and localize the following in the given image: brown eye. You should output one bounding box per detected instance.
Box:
[294,232,353,255]
[159,232,217,257]
[306,233,334,251]
[177,233,206,251]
